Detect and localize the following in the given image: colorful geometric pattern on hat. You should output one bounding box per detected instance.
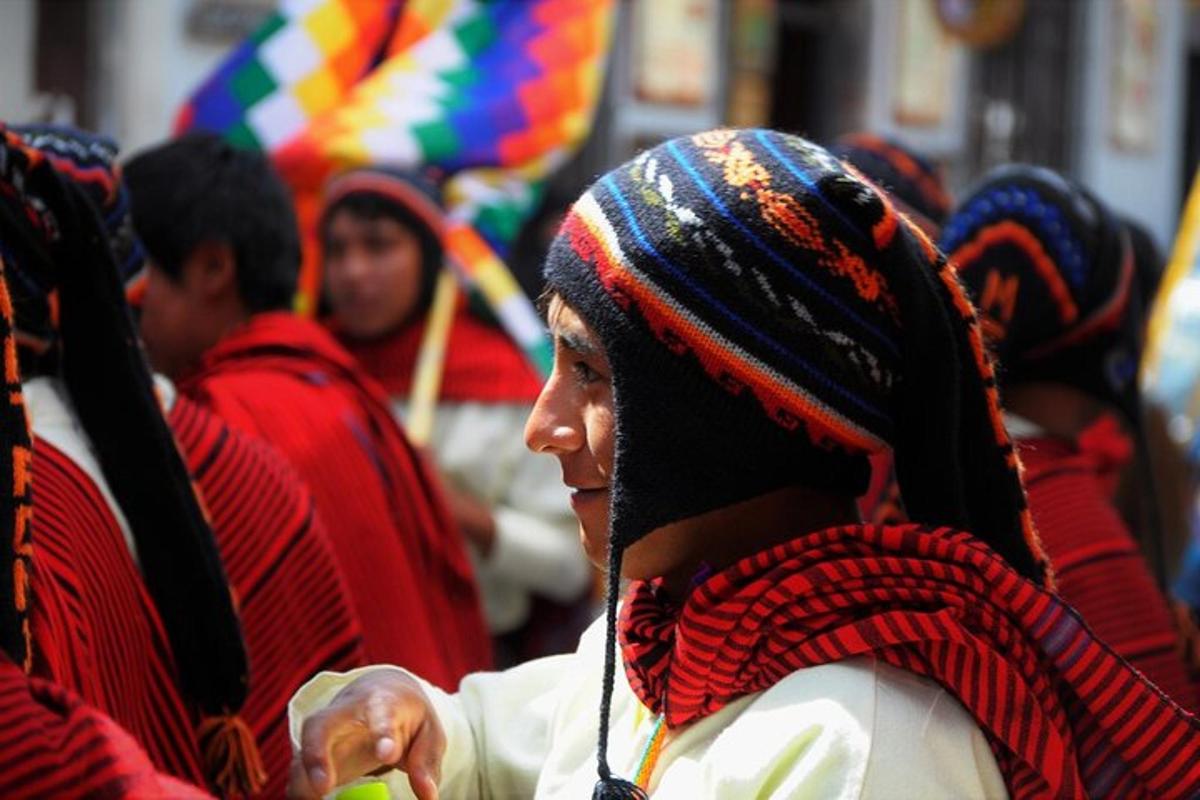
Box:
[942,170,1092,290]
[12,125,146,288]
[565,130,900,453]
[941,165,1138,418]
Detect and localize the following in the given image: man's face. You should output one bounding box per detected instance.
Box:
[323,209,426,340]
[139,258,213,379]
[525,297,615,569]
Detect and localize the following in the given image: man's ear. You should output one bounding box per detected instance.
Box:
[187,240,237,299]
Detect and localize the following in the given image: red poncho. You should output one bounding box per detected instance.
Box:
[29,440,206,786]
[180,312,491,686]
[168,394,368,796]
[622,524,1200,799]
[1019,436,1197,709]
[0,654,211,799]
[335,301,543,404]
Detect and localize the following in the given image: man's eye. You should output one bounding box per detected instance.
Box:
[572,361,600,384]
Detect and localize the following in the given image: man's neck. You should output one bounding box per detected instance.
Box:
[656,485,861,601]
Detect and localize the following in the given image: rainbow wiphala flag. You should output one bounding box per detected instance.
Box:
[178,0,616,375]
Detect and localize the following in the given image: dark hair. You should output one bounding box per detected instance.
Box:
[320,190,443,318]
[124,132,300,312]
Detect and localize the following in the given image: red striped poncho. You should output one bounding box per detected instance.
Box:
[28,440,206,786]
[1019,436,1197,709]
[168,394,367,797]
[0,653,211,799]
[621,523,1200,799]
[180,312,491,686]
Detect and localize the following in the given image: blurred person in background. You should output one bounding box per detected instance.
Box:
[289,130,1200,800]
[942,164,1197,709]
[320,168,591,665]
[17,123,371,798]
[124,133,492,686]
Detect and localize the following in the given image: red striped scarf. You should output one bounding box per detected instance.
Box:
[1019,435,1197,710]
[620,523,1200,799]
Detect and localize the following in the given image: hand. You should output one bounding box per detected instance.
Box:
[444,484,497,557]
[288,671,445,799]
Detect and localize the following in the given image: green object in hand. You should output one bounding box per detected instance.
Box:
[334,781,390,800]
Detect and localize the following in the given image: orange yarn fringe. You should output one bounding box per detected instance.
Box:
[199,713,268,798]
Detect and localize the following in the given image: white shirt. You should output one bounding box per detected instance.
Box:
[290,616,1007,799]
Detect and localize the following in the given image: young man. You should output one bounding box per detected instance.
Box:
[321,168,591,662]
[941,165,1196,708]
[124,134,491,683]
[290,131,1200,799]
[0,127,250,791]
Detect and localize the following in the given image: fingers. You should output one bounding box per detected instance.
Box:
[365,690,402,764]
[295,672,444,798]
[286,756,321,799]
[299,706,348,796]
[401,716,446,800]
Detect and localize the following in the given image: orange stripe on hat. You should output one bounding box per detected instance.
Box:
[950,221,1079,326]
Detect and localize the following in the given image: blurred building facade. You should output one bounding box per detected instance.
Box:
[2,0,1196,253]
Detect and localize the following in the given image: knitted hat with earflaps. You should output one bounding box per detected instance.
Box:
[0,125,264,796]
[940,165,1141,424]
[543,129,1047,799]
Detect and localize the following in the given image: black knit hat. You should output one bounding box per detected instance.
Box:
[0,126,260,794]
[829,132,951,235]
[940,165,1140,423]
[1122,215,1164,316]
[320,166,446,326]
[543,129,1046,798]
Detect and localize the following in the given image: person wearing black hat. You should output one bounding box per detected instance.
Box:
[942,165,1197,709]
[289,130,1200,800]
[321,167,591,664]
[0,178,211,798]
[0,125,261,793]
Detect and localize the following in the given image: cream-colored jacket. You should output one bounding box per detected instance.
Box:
[290,616,1006,799]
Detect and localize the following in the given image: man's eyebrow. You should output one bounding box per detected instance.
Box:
[555,328,598,357]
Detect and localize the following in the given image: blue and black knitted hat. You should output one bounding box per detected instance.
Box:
[543,129,1047,799]
[940,165,1140,422]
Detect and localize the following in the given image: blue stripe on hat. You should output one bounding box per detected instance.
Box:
[664,138,900,359]
[600,173,890,426]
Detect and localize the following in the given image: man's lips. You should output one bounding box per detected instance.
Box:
[568,486,608,509]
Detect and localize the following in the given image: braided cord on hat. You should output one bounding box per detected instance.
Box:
[0,249,33,671]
